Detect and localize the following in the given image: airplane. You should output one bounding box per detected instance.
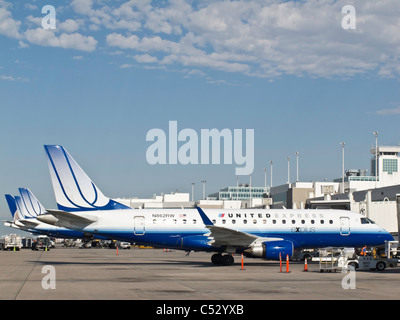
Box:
[38,145,394,266]
[4,188,109,240]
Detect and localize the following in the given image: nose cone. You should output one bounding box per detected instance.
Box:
[382,231,394,242]
[377,226,394,243]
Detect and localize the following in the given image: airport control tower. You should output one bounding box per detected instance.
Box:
[371,146,400,188]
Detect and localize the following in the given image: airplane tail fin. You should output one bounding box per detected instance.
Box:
[18,188,46,216]
[5,194,18,219]
[44,145,130,212]
[15,195,32,219]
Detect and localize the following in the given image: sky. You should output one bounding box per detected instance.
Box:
[0,0,400,235]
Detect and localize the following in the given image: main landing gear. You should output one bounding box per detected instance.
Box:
[211,253,235,266]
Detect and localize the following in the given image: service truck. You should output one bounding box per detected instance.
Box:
[0,234,22,251]
[31,236,51,251]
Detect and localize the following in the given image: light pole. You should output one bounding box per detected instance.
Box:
[249,174,252,207]
[287,156,290,184]
[201,180,207,200]
[340,142,345,193]
[270,161,273,188]
[373,131,378,188]
[295,152,299,182]
[264,167,267,188]
[191,182,195,202]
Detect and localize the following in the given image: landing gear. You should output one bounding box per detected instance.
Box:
[211,253,235,266]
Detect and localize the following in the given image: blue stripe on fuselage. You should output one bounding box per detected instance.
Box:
[91,229,392,251]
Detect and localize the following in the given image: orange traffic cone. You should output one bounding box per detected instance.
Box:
[286,255,290,273]
[304,258,308,272]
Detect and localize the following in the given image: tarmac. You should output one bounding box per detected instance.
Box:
[0,246,399,301]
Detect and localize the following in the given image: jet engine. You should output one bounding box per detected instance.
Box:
[245,240,294,260]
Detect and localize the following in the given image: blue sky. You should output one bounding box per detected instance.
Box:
[1,0,400,234]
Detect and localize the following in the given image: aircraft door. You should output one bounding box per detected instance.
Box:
[340,217,350,236]
[134,216,145,236]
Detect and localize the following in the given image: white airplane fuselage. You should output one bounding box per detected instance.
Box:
[60,208,393,252]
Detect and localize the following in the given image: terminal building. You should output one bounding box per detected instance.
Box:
[206,185,270,208]
[114,192,195,209]
[269,145,400,234]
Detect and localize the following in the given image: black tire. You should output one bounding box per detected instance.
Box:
[376,261,386,272]
[222,255,234,266]
[211,253,222,265]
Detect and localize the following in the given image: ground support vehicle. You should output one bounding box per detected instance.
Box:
[32,236,51,251]
[345,255,397,271]
[0,234,22,251]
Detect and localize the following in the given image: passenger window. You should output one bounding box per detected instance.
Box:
[153,219,157,224]
[263,219,267,224]
[320,220,324,224]
[301,220,305,224]
[292,220,296,224]
[282,220,286,224]
[329,220,333,224]
[183,219,187,224]
[243,219,248,224]
[311,220,315,224]
[222,219,226,224]
[253,219,257,224]
[273,220,276,224]
[212,219,216,224]
[232,220,236,224]
[193,219,197,224]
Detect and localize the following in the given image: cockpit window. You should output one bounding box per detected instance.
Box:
[361,217,375,224]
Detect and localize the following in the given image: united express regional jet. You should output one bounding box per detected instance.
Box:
[37,145,393,266]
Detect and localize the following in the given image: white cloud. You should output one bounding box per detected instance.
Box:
[133,54,158,63]
[2,0,400,79]
[99,0,400,79]
[58,19,81,33]
[0,3,21,39]
[377,106,400,115]
[25,28,97,52]
[0,74,28,82]
[120,63,134,69]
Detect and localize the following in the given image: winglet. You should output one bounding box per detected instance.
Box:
[196,207,214,226]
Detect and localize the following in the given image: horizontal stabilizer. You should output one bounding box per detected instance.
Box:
[18,219,40,228]
[37,209,97,229]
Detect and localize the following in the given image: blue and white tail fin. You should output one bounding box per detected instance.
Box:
[18,188,46,217]
[44,145,130,212]
[5,194,18,220]
[15,195,34,219]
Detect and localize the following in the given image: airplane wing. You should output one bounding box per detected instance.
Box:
[196,207,282,247]
[37,209,97,229]
[204,225,259,247]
